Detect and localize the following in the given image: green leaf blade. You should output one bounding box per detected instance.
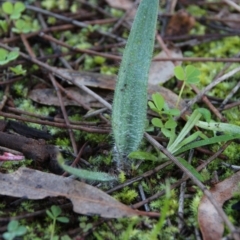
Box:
[178,157,203,182]
[174,66,185,80]
[152,93,164,111]
[128,151,158,161]
[152,118,163,128]
[112,0,159,160]
[185,65,200,84]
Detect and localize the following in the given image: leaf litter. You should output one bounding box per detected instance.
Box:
[0,167,138,218]
[198,171,240,240]
[0,0,240,239]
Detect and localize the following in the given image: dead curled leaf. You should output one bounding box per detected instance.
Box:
[198,171,240,240]
[0,167,137,218]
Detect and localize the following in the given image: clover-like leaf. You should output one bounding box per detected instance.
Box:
[56,216,69,223]
[165,118,177,129]
[10,65,26,75]
[10,2,25,20]
[51,205,62,218]
[161,128,173,138]
[174,65,185,81]
[185,65,200,84]
[46,210,54,219]
[14,2,25,13]
[152,93,164,111]
[0,48,9,65]
[152,118,163,128]
[2,2,13,15]
[14,226,27,236]
[8,51,19,61]
[148,101,159,113]
[8,220,19,231]
[0,20,8,32]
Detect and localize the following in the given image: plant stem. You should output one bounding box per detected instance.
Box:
[176,81,186,108]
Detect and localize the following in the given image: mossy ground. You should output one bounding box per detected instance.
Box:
[0,1,240,239]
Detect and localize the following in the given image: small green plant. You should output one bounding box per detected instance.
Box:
[0,48,19,65]
[2,2,39,34]
[79,217,93,233]
[148,92,180,146]
[3,220,27,240]
[46,205,69,240]
[146,92,240,180]
[12,18,32,33]
[0,20,8,34]
[10,64,26,75]
[2,2,25,20]
[174,65,201,107]
[112,0,158,168]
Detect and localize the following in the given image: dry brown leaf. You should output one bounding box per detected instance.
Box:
[166,10,195,36]
[53,69,116,90]
[149,48,183,85]
[0,167,138,218]
[198,171,240,240]
[28,87,104,108]
[105,0,133,11]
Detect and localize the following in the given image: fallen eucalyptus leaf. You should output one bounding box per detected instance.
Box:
[0,167,138,218]
[29,87,104,108]
[198,171,240,240]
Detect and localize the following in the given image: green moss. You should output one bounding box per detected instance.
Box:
[14,98,55,116]
[118,171,126,183]
[82,132,108,144]
[55,137,70,149]
[12,81,28,97]
[113,187,138,204]
[201,168,211,182]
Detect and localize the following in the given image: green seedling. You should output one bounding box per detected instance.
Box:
[0,48,19,65]
[174,65,201,107]
[10,64,26,75]
[0,20,8,33]
[79,217,93,233]
[46,205,69,240]
[3,220,27,240]
[148,92,180,146]
[2,2,25,20]
[112,0,158,169]
[57,153,116,182]
[147,91,240,181]
[12,19,32,33]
